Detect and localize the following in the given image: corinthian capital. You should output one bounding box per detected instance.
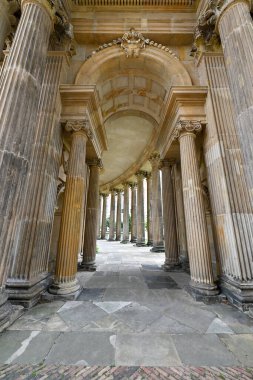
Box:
[149,152,161,169]
[173,120,202,140]
[65,120,93,140]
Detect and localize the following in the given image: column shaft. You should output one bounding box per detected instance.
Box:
[80,162,100,271]
[6,54,67,307]
[97,194,102,239]
[136,172,145,246]
[101,195,107,239]
[161,161,180,270]
[176,122,218,298]
[109,190,116,241]
[146,175,153,246]
[116,191,122,241]
[121,184,130,243]
[49,127,88,297]
[130,184,137,243]
[150,154,164,252]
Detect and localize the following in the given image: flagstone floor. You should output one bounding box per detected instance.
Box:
[1,240,253,375]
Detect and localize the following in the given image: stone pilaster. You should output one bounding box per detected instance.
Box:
[116,190,122,241]
[79,159,102,271]
[146,173,153,246]
[101,194,108,240]
[136,171,146,247]
[108,189,116,241]
[49,120,90,298]
[121,183,130,244]
[161,160,180,270]
[173,121,219,300]
[149,153,164,252]
[6,53,69,308]
[0,0,54,326]
[130,183,137,243]
[97,194,102,239]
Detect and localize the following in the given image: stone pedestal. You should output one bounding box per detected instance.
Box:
[130,183,137,243]
[146,173,153,246]
[121,183,130,244]
[136,171,146,247]
[49,121,90,298]
[0,0,54,321]
[161,160,180,271]
[116,190,122,241]
[149,153,164,252]
[79,159,101,272]
[101,194,108,239]
[174,121,219,301]
[109,189,116,241]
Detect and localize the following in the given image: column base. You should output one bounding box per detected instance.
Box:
[162,262,183,272]
[115,237,121,241]
[130,238,137,243]
[120,239,130,244]
[108,238,115,241]
[150,245,165,253]
[220,275,253,311]
[78,262,96,272]
[6,274,52,309]
[146,241,153,246]
[0,292,24,333]
[185,281,220,304]
[135,240,146,247]
[48,279,82,300]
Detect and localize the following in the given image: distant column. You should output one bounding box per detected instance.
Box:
[101,194,108,240]
[136,171,146,247]
[149,153,164,252]
[130,183,137,243]
[116,189,122,241]
[146,173,153,246]
[97,194,102,239]
[109,189,116,241]
[121,183,130,244]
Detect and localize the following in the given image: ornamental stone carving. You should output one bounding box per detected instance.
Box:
[120,28,148,58]
[173,120,202,140]
[65,120,93,139]
[87,158,103,169]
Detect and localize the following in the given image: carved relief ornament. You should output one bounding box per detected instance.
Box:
[65,120,93,139]
[120,28,148,58]
[173,120,202,140]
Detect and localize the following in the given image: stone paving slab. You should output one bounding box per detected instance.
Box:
[1,364,253,379]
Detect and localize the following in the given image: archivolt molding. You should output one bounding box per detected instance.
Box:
[85,28,179,63]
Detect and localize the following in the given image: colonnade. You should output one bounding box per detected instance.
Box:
[0,0,253,330]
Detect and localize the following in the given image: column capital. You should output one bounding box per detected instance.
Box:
[173,120,202,141]
[122,181,131,188]
[135,170,146,179]
[115,188,123,194]
[87,158,103,169]
[129,182,137,189]
[144,172,152,179]
[65,119,93,140]
[149,152,161,169]
[101,193,109,198]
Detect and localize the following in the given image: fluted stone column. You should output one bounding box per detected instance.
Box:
[146,173,153,246]
[49,121,90,297]
[173,121,219,300]
[217,0,253,193]
[79,159,101,271]
[116,190,122,241]
[0,0,54,326]
[149,153,164,252]
[130,183,137,243]
[101,194,108,240]
[161,160,180,271]
[97,194,102,239]
[6,53,69,307]
[121,183,130,244]
[109,190,116,241]
[136,172,146,247]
